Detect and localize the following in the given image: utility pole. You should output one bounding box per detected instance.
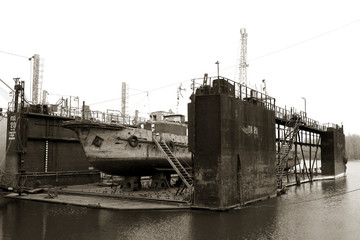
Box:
[121,82,129,123]
[302,97,307,118]
[31,54,40,104]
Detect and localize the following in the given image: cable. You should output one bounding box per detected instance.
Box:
[79,18,360,108]
[215,17,360,76]
[0,50,29,59]
[0,87,11,101]
[248,18,360,62]
[133,94,148,109]
[89,97,122,106]
[147,79,192,93]
[88,80,191,106]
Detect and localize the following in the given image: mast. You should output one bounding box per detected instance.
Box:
[239,28,249,86]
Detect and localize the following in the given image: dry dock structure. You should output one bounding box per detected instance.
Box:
[0,80,99,190]
[188,75,345,210]
[1,76,346,211]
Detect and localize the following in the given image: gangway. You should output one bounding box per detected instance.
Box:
[153,136,193,189]
[276,114,302,189]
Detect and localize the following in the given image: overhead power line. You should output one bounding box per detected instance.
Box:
[213,17,360,76]
[43,18,360,108]
[89,79,192,106]
[0,50,29,59]
[249,18,360,62]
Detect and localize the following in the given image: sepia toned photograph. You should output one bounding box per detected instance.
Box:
[0,1,359,239]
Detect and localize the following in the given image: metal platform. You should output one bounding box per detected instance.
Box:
[5,183,192,211]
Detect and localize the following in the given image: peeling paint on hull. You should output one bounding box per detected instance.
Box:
[64,121,191,176]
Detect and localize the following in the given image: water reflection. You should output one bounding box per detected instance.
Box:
[95,210,193,240]
[1,161,360,239]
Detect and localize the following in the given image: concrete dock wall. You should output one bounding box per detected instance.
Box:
[321,127,346,176]
[1,113,19,187]
[190,92,276,210]
[23,114,91,172]
[1,112,99,189]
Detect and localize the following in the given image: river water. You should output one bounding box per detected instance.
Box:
[1,161,360,240]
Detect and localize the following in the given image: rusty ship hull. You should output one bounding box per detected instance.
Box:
[64,120,191,176]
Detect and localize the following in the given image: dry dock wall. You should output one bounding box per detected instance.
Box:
[1,112,99,189]
[321,127,346,176]
[0,116,6,173]
[189,92,277,210]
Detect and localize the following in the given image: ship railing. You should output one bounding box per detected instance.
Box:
[46,105,82,119]
[24,103,148,126]
[81,109,146,126]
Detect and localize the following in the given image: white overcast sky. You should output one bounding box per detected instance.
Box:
[0,0,359,134]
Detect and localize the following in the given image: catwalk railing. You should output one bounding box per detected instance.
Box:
[191,76,339,133]
[8,101,145,126]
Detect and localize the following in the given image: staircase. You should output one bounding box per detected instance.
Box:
[276,115,302,189]
[153,137,193,189]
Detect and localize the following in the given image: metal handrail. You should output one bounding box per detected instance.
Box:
[191,76,276,111]
[191,75,339,132]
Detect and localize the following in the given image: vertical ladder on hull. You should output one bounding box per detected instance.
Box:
[277,115,302,189]
[153,137,193,189]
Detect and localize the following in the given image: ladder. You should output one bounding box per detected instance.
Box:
[277,115,302,189]
[153,137,193,189]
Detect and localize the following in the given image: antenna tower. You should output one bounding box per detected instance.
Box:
[239,28,249,86]
[31,54,44,104]
[32,54,40,104]
[121,82,129,120]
